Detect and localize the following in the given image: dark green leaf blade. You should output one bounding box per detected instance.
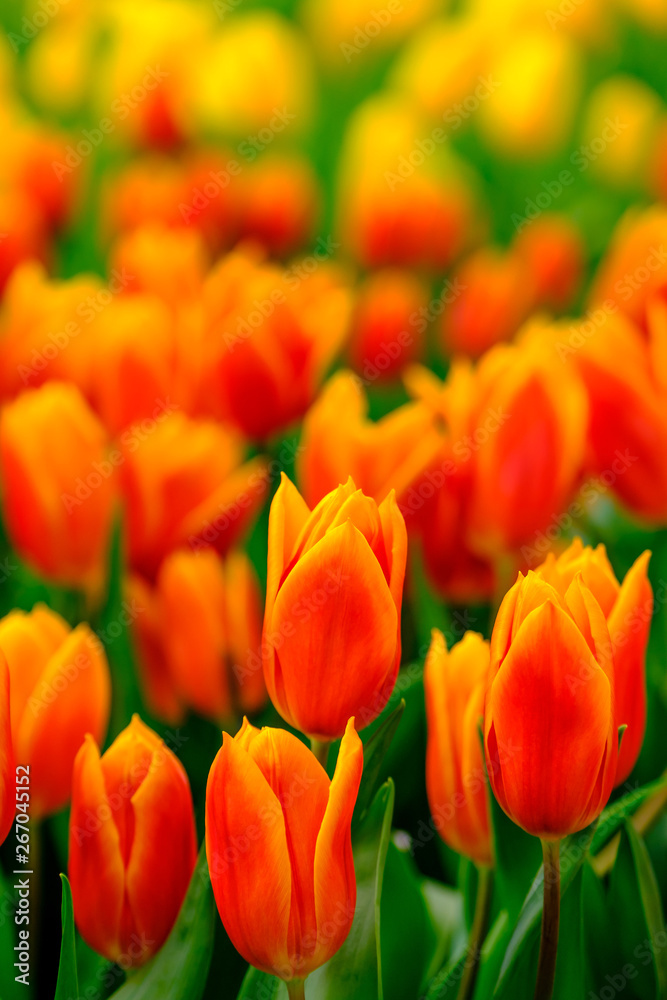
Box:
[54,875,79,1000]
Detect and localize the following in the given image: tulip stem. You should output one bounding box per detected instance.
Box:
[310,739,330,770]
[456,865,493,1000]
[286,979,306,1000]
[534,839,560,1000]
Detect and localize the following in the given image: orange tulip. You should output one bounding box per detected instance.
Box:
[571,309,667,522]
[206,717,363,983]
[425,630,492,867]
[125,572,184,726]
[536,539,652,784]
[69,716,197,967]
[199,248,351,441]
[0,656,14,847]
[264,476,407,740]
[348,269,428,380]
[297,370,440,508]
[238,154,320,258]
[0,382,116,592]
[109,224,208,308]
[157,547,266,722]
[120,411,269,580]
[441,247,534,357]
[513,214,584,312]
[484,571,617,839]
[0,604,110,818]
[0,188,49,295]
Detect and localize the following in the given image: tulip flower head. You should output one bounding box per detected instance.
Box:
[484,571,617,839]
[536,539,652,784]
[206,717,363,983]
[0,604,111,819]
[69,716,197,967]
[263,476,407,740]
[425,630,492,867]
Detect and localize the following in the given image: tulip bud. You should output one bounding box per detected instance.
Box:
[484,571,617,838]
[0,382,116,592]
[110,224,208,308]
[206,717,363,982]
[69,716,197,967]
[536,539,652,784]
[0,656,15,847]
[264,476,407,740]
[513,214,584,312]
[0,604,110,818]
[425,630,492,867]
[0,188,49,295]
[157,547,266,722]
[238,154,320,257]
[348,269,428,380]
[120,411,269,580]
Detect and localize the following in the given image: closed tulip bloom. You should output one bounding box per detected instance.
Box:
[69,716,197,967]
[158,547,266,722]
[0,657,14,847]
[513,214,584,311]
[425,630,492,867]
[110,224,208,308]
[120,411,269,580]
[264,476,407,740]
[536,539,652,784]
[0,604,110,818]
[238,155,320,257]
[348,269,428,380]
[125,572,184,726]
[0,382,116,592]
[484,571,617,839]
[206,718,363,984]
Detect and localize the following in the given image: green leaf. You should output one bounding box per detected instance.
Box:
[493,824,596,998]
[607,822,667,1000]
[420,879,467,984]
[236,780,396,1000]
[54,875,79,1000]
[0,865,28,1000]
[591,773,667,854]
[110,843,215,1000]
[352,700,405,831]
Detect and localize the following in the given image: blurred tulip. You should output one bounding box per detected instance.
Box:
[5,125,78,232]
[441,247,534,357]
[513,214,584,311]
[425,630,492,867]
[571,309,667,521]
[206,717,362,982]
[297,370,439,508]
[0,188,49,295]
[0,382,116,591]
[588,205,667,331]
[0,604,110,818]
[102,156,190,237]
[110,224,208,308]
[580,76,663,190]
[303,0,440,66]
[0,262,102,398]
[348,269,429,379]
[264,476,407,740]
[87,294,179,436]
[0,657,14,847]
[120,411,269,580]
[125,572,183,726]
[200,249,351,440]
[484,571,617,838]
[69,716,197,967]
[157,548,266,722]
[536,539,652,784]
[477,29,582,159]
[238,155,320,257]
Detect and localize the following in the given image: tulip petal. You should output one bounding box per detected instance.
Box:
[0,657,13,847]
[311,719,363,974]
[270,520,398,738]
[205,733,292,977]
[487,601,613,838]
[69,736,125,963]
[125,740,197,962]
[608,550,652,783]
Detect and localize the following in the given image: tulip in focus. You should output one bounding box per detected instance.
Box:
[0,657,14,846]
[264,476,407,740]
[425,630,492,867]
[69,716,197,967]
[536,539,652,784]
[0,604,110,818]
[0,382,116,592]
[120,411,269,580]
[157,547,266,722]
[348,269,429,380]
[206,718,363,985]
[484,571,617,838]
